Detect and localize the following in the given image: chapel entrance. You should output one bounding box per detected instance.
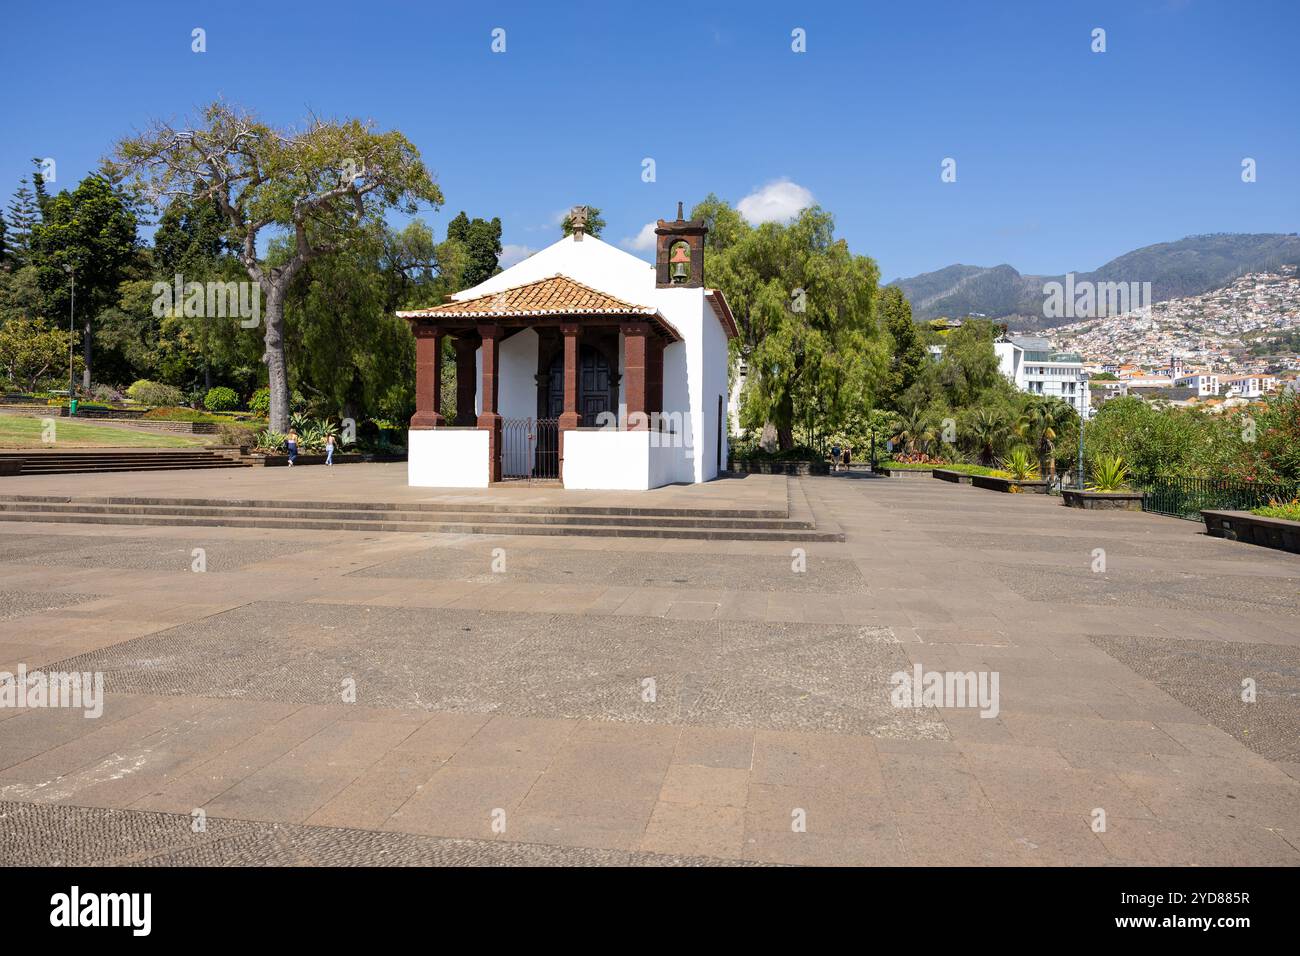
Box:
[546,345,615,422]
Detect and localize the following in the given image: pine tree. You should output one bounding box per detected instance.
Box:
[30,159,50,217]
[5,177,41,268]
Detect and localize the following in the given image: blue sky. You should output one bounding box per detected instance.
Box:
[1,0,1296,281]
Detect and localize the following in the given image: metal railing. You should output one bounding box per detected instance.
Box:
[1139,476,1298,521]
[500,417,559,482]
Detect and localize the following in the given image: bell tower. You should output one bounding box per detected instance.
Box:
[655,202,707,289]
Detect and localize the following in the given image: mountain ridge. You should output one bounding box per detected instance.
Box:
[889,233,1300,330]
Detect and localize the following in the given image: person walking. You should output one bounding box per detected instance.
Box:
[830,443,842,473]
[842,446,851,472]
[325,433,335,467]
[286,429,299,467]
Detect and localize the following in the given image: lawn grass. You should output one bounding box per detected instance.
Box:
[0,416,211,448]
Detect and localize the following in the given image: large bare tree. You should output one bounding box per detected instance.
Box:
[111,101,443,431]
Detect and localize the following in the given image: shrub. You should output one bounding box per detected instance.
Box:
[999,445,1041,481]
[1252,498,1300,521]
[126,379,184,407]
[1087,454,1131,492]
[732,444,821,462]
[203,386,239,412]
[255,430,287,452]
[91,384,124,403]
[217,423,258,447]
[140,406,226,423]
[248,387,271,416]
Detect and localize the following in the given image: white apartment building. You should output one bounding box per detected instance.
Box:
[994,335,1091,417]
[1220,375,1276,399]
[1174,373,1220,397]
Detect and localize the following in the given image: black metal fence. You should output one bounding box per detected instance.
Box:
[500,417,559,481]
[1139,476,1298,520]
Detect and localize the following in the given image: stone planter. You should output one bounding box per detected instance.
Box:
[1201,510,1300,554]
[970,474,1050,494]
[879,466,934,478]
[932,468,974,485]
[729,459,829,476]
[255,452,363,467]
[1061,489,1144,510]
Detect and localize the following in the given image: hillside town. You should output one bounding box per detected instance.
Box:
[1022,269,1300,411]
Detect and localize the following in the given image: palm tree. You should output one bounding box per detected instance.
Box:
[1016,398,1074,480]
[968,408,1009,466]
[892,407,936,457]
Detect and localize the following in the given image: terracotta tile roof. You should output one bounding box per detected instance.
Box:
[398,275,657,319]
[706,289,739,339]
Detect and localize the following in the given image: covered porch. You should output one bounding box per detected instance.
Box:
[399,275,685,489]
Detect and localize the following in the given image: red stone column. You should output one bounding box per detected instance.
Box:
[646,335,664,418]
[558,324,581,430]
[557,324,581,485]
[477,324,503,482]
[622,321,649,429]
[454,335,478,426]
[410,327,443,429]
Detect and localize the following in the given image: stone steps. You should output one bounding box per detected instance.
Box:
[0,480,842,541]
[0,450,248,475]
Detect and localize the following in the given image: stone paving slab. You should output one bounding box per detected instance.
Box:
[0,471,1298,866]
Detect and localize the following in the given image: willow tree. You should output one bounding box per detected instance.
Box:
[110,102,443,431]
[693,195,886,449]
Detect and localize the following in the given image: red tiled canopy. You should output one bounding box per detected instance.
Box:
[398,274,682,340]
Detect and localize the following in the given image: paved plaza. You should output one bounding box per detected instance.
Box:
[1,468,1297,866]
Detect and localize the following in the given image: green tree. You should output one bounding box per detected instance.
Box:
[966,406,1010,465]
[111,101,444,432]
[444,211,502,289]
[0,317,79,392]
[560,206,606,238]
[29,174,138,391]
[880,286,926,407]
[1016,396,1076,479]
[892,405,936,456]
[695,197,886,449]
[282,220,440,424]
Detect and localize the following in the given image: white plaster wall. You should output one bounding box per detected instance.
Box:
[499,329,539,419]
[650,287,706,483]
[408,429,489,488]
[699,294,730,479]
[563,430,669,490]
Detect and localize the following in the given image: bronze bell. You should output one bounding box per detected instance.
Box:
[669,244,691,284]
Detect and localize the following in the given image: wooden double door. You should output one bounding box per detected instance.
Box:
[546,344,616,423]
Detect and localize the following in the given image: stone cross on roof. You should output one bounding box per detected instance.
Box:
[569,205,588,241]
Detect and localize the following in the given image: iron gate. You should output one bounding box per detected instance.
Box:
[500,417,559,482]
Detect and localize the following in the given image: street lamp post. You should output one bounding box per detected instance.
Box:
[1076,371,1086,490]
[64,264,76,413]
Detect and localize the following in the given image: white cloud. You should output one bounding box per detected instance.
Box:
[499,244,536,269]
[619,222,657,252]
[736,179,815,224]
